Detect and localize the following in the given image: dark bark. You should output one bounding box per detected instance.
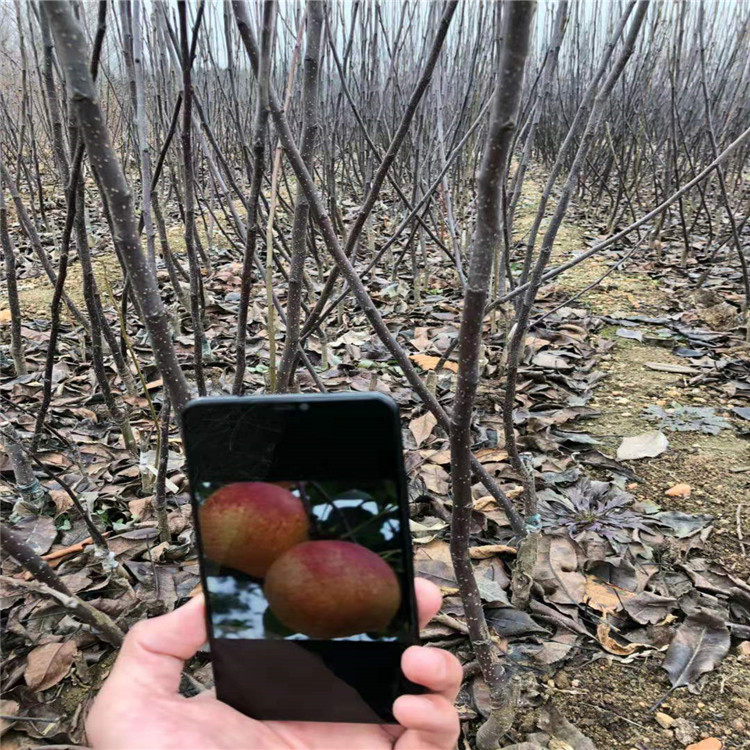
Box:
[231,0,275,395]
[277,0,325,392]
[178,0,207,396]
[154,397,172,544]
[448,3,534,746]
[0,158,88,328]
[44,1,191,417]
[0,187,26,375]
[233,0,524,535]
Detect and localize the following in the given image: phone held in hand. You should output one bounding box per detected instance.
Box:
[183,393,422,724]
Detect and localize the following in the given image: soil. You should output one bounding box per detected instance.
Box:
[527,239,750,748]
[496,175,750,747]
[549,654,750,749]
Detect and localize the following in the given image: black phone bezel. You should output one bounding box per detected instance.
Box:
[182,392,421,723]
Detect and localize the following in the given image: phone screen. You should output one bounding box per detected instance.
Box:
[183,394,420,723]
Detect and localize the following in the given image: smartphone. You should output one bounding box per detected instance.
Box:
[182,393,421,724]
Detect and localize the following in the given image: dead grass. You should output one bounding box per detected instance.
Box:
[10,255,122,323]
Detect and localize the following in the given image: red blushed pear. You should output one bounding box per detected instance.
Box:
[199,482,309,577]
[263,540,402,639]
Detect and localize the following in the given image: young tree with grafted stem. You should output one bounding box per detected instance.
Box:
[0,524,124,648]
[43,0,192,416]
[448,3,536,747]
[232,0,276,395]
[276,0,325,392]
[0,187,26,376]
[233,0,525,536]
[178,0,207,397]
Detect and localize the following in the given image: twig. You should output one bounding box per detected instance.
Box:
[0,527,123,647]
[578,701,649,730]
[0,427,107,550]
[434,613,470,635]
[737,503,746,556]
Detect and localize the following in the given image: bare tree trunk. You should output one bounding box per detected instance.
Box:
[0,187,27,376]
[277,0,324,392]
[178,0,207,396]
[233,0,525,535]
[0,158,88,329]
[132,0,157,270]
[698,1,750,339]
[231,0,274,394]
[502,2,649,483]
[45,0,192,416]
[0,418,46,509]
[154,396,172,544]
[299,0,462,339]
[448,4,535,748]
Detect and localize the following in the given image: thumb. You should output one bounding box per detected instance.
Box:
[106,594,207,695]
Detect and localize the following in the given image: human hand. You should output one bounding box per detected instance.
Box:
[86,578,462,749]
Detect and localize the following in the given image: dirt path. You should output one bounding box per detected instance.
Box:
[527,204,750,749]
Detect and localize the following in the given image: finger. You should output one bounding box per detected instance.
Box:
[401,646,463,702]
[393,693,460,750]
[415,577,442,630]
[190,686,217,701]
[106,594,207,695]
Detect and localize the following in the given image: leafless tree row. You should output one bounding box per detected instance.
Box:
[1,0,749,743]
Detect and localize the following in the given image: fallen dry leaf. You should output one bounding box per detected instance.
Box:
[24,641,77,691]
[409,411,437,447]
[420,463,450,495]
[49,489,74,514]
[11,517,58,556]
[427,448,451,465]
[596,622,644,655]
[622,591,678,624]
[534,629,579,665]
[128,496,153,521]
[532,352,572,370]
[473,496,511,527]
[409,353,458,373]
[0,699,19,735]
[686,739,723,750]
[616,430,668,460]
[474,447,509,463]
[533,535,585,606]
[538,704,597,750]
[663,610,730,687]
[584,576,632,613]
[414,541,458,593]
[665,483,691,497]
